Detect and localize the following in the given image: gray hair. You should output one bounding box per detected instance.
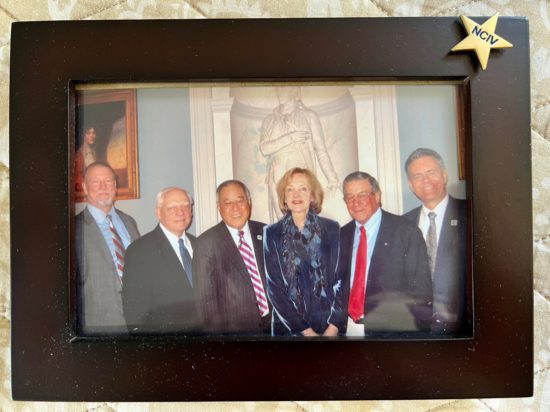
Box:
[404,148,446,175]
[216,180,251,203]
[84,161,116,181]
[343,171,381,194]
[156,187,194,208]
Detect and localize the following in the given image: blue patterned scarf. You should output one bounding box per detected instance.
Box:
[281,209,328,313]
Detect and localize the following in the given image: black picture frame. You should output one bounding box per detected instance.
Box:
[10,18,532,401]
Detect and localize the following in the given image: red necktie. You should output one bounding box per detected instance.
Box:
[238,231,269,316]
[349,226,367,322]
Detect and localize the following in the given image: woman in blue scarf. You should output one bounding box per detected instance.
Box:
[263,167,345,336]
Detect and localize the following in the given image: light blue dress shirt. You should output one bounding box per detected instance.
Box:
[87,205,132,267]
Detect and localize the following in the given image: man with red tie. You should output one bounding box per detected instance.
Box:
[339,171,432,336]
[194,180,271,335]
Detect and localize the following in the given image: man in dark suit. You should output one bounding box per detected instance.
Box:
[339,171,432,336]
[194,180,271,335]
[122,187,198,334]
[403,148,470,335]
[75,162,140,335]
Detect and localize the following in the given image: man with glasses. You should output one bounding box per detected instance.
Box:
[339,171,433,336]
[76,162,140,335]
[404,148,469,335]
[194,180,271,335]
[122,187,198,334]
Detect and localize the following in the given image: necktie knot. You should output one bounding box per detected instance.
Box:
[428,211,436,221]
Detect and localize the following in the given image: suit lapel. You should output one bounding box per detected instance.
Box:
[217,223,250,278]
[249,222,266,280]
[117,209,139,241]
[154,225,192,288]
[83,208,115,265]
[436,197,458,259]
[369,211,389,275]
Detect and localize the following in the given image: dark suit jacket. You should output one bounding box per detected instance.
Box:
[264,216,346,335]
[122,224,199,334]
[339,210,433,334]
[194,220,270,334]
[404,195,470,334]
[75,207,140,335]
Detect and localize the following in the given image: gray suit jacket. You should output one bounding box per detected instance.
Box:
[75,207,140,335]
[404,195,471,335]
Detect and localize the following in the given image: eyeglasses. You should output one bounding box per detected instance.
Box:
[409,170,441,181]
[343,191,374,204]
[87,178,115,188]
[166,203,193,214]
[221,198,248,209]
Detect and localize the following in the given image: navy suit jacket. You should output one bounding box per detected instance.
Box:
[339,210,433,334]
[194,220,271,334]
[75,207,140,335]
[404,195,470,334]
[122,224,199,334]
[263,216,346,335]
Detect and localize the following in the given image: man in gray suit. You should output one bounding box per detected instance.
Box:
[403,148,470,335]
[75,162,140,335]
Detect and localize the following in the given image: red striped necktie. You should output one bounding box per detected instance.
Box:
[238,230,269,317]
[106,214,125,283]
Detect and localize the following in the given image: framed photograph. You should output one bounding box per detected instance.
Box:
[10,18,532,401]
[75,88,139,202]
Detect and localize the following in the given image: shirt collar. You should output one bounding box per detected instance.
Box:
[225,222,250,238]
[87,204,116,223]
[355,207,382,232]
[159,222,188,243]
[421,194,449,217]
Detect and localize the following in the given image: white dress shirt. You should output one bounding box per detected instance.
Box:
[159,223,193,268]
[418,195,449,243]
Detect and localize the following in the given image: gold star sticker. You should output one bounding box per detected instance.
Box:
[451,13,513,70]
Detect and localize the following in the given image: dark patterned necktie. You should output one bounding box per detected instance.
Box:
[178,238,193,287]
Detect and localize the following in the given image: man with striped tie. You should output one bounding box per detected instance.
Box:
[194,180,271,335]
[122,187,199,334]
[75,162,140,335]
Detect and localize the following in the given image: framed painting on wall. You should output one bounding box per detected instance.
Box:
[74,88,139,202]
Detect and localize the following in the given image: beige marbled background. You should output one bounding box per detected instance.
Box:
[0,0,548,410]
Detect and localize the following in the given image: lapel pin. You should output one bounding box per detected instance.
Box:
[257,235,262,240]
[451,13,513,70]
[451,219,458,226]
